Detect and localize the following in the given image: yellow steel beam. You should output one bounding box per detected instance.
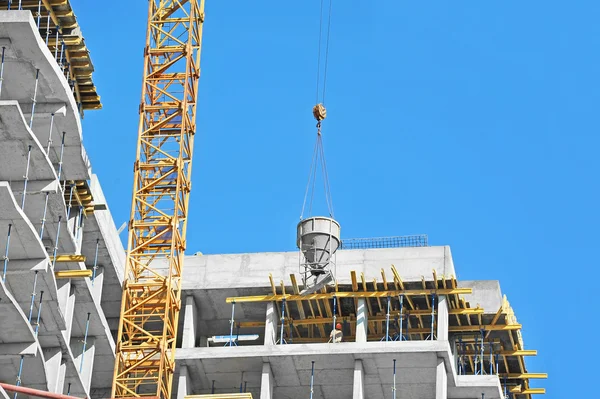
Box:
[50,254,86,262]
[225,288,473,303]
[501,373,547,379]
[112,1,204,399]
[55,269,92,279]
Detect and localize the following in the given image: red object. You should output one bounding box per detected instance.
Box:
[336,323,342,329]
[0,383,84,399]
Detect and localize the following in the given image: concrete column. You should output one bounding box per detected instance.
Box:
[260,362,274,399]
[177,365,191,399]
[355,298,368,343]
[264,302,277,346]
[182,295,198,348]
[352,359,364,399]
[435,357,447,399]
[437,295,449,341]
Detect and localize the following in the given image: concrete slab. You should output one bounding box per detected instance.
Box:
[0,279,37,350]
[0,11,88,180]
[176,341,502,399]
[0,100,58,190]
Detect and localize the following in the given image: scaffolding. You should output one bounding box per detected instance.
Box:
[225,265,545,398]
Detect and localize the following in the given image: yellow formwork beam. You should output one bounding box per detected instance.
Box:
[186,395,253,399]
[502,373,547,379]
[55,269,93,279]
[225,288,473,303]
[50,254,86,263]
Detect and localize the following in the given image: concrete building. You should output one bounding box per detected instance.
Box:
[170,243,544,399]
[0,5,124,399]
[0,4,544,399]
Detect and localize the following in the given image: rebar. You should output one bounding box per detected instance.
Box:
[29,69,40,128]
[21,145,32,210]
[0,46,6,98]
[79,312,91,372]
[34,290,44,336]
[2,223,12,283]
[39,192,49,239]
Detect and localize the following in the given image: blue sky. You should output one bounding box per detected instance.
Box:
[73,1,596,397]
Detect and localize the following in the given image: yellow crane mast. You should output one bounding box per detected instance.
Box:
[111,1,204,399]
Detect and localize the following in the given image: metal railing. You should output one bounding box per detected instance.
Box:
[340,234,428,250]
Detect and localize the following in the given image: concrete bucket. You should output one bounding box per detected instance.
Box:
[297,216,341,272]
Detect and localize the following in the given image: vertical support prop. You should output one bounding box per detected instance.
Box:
[211,381,215,394]
[46,113,55,154]
[36,0,42,28]
[228,301,235,347]
[489,342,493,375]
[385,296,390,342]
[51,216,62,269]
[0,46,6,98]
[13,355,24,399]
[45,15,50,45]
[29,69,40,129]
[66,183,75,220]
[279,298,286,345]
[39,192,49,239]
[480,329,485,375]
[91,238,100,285]
[80,312,91,372]
[332,295,337,343]
[430,293,436,340]
[309,360,315,399]
[2,223,12,283]
[392,359,397,399]
[27,271,39,323]
[57,132,66,180]
[54,25,59,60]
[399,294,404,341]
[21,145,32,210]
[34,290,44,336]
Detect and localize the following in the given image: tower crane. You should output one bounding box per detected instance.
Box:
[111,1,204,399]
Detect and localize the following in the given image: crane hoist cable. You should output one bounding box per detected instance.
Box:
[300,0,335,220]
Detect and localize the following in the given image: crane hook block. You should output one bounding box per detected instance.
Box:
[313,103,327,121]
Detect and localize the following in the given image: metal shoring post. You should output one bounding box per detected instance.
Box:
[51,216,62,269]
[75,206,83,242]
[13,356,24,399]
[430,293,435,340]
[27,271,39,323]
[495,353,499,376]
[392,359,397,399]
[79,312,91,372]
[2,223,12,283]
[66,183,75,220]
[29,69,40,129]
[34,290,44,336]
[36,0,42,28]
[332,295,337,343]
[309,361,315,399]
[0,46,6,98]
[46,112,56,154]
[91,238,99,285]
[503,376,507,398]
[279,298,286,345]
[211,380,215,394]
[59,40,65,70]
[243,381,247,393]
[66,383,71,396]
[489,341,493,375]
[21,145,32,210]
[45,15,50,45]
[385,296,390,342]
[227,301,235,347]
[474,333,479,375]
[7,0,11,10]
[18,0,21,10]
[457,336,463,375]
[39,192,49,239]
[57,132,66,180]
[480,329,485,375]
[399,294,404,341]
[54,24,59,61]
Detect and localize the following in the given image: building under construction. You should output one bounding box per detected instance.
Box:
[0,2,545,399]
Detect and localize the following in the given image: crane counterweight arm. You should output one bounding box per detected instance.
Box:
[111,1,204,399]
